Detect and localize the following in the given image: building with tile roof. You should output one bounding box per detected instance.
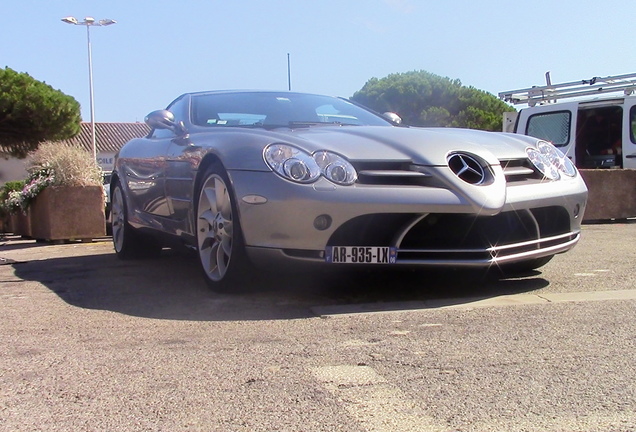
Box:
[63,122,150,172]
[60,122,150,154]
[0,122,150,183]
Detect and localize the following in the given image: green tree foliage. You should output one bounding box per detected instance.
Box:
[352,70,515,131]
[0,67,81,158]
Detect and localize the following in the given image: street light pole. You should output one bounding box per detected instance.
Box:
[287,53,292,91]
[61,16,116,162]
[85,23,97,162]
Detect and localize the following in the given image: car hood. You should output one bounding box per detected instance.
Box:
[272,126,535,166]
[183,125,543,216]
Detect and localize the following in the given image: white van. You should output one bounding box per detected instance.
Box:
[500,73,636,169]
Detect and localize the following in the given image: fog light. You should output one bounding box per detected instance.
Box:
[573,203,580,218]
[314,214,332,231]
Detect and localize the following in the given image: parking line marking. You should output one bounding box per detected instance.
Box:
[312,365,444,432]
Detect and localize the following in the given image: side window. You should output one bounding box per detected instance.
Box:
[526,111,571,146]
[150,126,175,139]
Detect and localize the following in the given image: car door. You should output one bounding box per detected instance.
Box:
[120,97,188,228]
[121,130,172,220]
[164,137,201,232]
[162,95,203,235]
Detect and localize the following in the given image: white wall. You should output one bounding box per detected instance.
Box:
[0,157,28,184]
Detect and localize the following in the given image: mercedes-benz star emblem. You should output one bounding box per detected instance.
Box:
[448,154,486,184]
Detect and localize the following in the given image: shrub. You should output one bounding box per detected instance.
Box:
[29,143,102,187]
[0,181,26,200]
[2,143,102,214]
[0,180,26,215]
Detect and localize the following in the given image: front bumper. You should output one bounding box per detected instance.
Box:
[229,169,587,268]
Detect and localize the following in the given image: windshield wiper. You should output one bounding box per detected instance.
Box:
[288,121,358,128]
[239,121,360,130]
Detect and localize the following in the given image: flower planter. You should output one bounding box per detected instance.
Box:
[9,211,31,237]
[0,213,11,234]
[29,186,105,241]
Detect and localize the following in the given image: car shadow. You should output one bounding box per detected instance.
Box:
[9,246,549,322]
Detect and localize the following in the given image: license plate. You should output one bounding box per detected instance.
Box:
[325,246,397,264]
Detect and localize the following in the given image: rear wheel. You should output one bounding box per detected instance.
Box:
[111,180,161,259]
[196,165,249,292]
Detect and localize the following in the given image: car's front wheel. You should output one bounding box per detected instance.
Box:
[196,165,249,292]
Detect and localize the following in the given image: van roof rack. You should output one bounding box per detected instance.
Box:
[499,72,636,106]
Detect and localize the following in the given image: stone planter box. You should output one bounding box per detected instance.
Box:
[29,186,105,241]
[9,211,32,237]
[580,169,636,221]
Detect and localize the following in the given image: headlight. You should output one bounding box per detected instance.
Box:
[313,151,357,185]
[526,141,576,180]
[264,144,357,185]
[537,141,577,177]
[264,144,321,183]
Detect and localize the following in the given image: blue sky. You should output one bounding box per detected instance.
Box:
[2,0,635,123]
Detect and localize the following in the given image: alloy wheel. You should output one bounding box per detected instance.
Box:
[197,174,234,282]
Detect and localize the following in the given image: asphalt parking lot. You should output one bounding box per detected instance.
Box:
[1,222,635,431]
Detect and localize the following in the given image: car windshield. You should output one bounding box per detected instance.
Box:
[190,92,391,128]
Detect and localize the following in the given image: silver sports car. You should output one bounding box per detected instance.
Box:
[111,90,588,291]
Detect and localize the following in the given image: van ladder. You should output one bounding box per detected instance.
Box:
[499,72,636,106]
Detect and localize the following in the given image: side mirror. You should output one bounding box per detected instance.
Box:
[145,110,188,136]
[383,112,402,125]
[145,109,176,129]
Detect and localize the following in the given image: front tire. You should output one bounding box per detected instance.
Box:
[196,165,249,292]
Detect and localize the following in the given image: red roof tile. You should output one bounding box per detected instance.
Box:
[60,122,150,153]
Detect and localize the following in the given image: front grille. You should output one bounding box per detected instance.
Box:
[351,157,541,187]
[327,207,575,264]
[397,231,579,263]
[398,208,570,249]
[353,161,435,186]
[500,159,543,183]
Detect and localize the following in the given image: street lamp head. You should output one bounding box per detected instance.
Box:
[61,16,116,27]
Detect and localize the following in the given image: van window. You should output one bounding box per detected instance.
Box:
[631,106,636,144]
[526,111,571,146]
